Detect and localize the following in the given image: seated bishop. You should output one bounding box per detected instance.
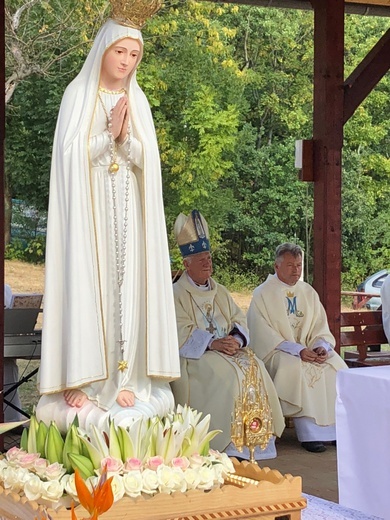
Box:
[170,210,285,460]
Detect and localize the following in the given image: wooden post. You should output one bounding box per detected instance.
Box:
[311,0,344,346]
[1,0,5,450]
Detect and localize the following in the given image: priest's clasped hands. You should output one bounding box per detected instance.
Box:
[300,346,328,364]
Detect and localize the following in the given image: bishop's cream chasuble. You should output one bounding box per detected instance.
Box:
[171,273,285,452]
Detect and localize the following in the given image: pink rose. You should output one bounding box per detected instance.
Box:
[189,453,204,469]
[44,462,66,480]
[101,456,124,474]
[171,457,190,470]
[124,458,142,471]
[5,447,25,463]
[209,449,221,459]
[33,458,49,477]
[18,452,40,469]
[146,456,164,471]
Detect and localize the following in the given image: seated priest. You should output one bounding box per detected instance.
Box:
[247,242,348,453]
[170,210,285,460]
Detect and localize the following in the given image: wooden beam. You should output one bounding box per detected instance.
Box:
[312,0,345,347]
[347,0,390,5]
[344,28,390,123]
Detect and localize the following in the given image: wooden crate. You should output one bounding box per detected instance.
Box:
[0,461,306,520]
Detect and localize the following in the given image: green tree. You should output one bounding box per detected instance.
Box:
[5,0,107,243]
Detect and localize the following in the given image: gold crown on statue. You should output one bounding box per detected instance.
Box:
[110,0,162,29]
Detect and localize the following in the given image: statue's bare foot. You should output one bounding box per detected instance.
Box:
[117,390,135,407]
[64,389,88,408]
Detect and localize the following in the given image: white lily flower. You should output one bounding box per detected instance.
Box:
[88,424,110,458]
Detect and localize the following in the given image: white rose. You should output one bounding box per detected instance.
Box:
[41,480,64,502]
[123,471,143,498]
[197,466,215,490]
[24,474,43,501]
[141,469,159,495]
[61,474,77,500]
[211,464,225,485]
[183,468,201,490]
[2,466,28,492]
[0,459,9,480]
[157,465,186,494]
[110,474,125,502]
[17,467,31,487]
[218,453,235,474]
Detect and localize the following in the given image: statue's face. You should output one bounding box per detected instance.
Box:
[100,38,141,88]
[184,252,213,285]
[275,253,302,286]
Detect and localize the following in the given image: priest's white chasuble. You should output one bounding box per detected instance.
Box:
[247,275,348,425]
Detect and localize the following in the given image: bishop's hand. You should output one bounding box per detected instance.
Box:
[210,336,240,356]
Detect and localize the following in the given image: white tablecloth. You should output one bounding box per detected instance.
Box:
[303,494,382,519]
[336,366,390,520]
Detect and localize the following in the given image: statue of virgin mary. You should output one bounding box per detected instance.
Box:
[36,16,180,432]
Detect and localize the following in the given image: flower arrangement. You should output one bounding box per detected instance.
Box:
[0,405,235,510]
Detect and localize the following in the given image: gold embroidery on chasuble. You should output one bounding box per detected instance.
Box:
[285,289,324,387]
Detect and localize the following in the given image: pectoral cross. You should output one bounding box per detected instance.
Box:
[206,321,216,334]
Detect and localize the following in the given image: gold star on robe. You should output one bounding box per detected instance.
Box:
[118,360,128,372]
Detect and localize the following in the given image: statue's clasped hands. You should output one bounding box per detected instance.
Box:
[110,96,129,144]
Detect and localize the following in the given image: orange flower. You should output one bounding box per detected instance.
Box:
[72,465,114,520]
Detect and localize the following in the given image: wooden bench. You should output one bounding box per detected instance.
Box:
[339,310,390,367]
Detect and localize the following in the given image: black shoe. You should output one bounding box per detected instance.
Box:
[301,441,326,453]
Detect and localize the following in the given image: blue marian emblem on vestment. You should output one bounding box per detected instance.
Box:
[286,292,304,317]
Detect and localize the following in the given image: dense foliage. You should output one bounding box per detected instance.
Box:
[5,0,390,289]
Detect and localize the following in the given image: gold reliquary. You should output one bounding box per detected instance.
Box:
[231,349,273,463]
